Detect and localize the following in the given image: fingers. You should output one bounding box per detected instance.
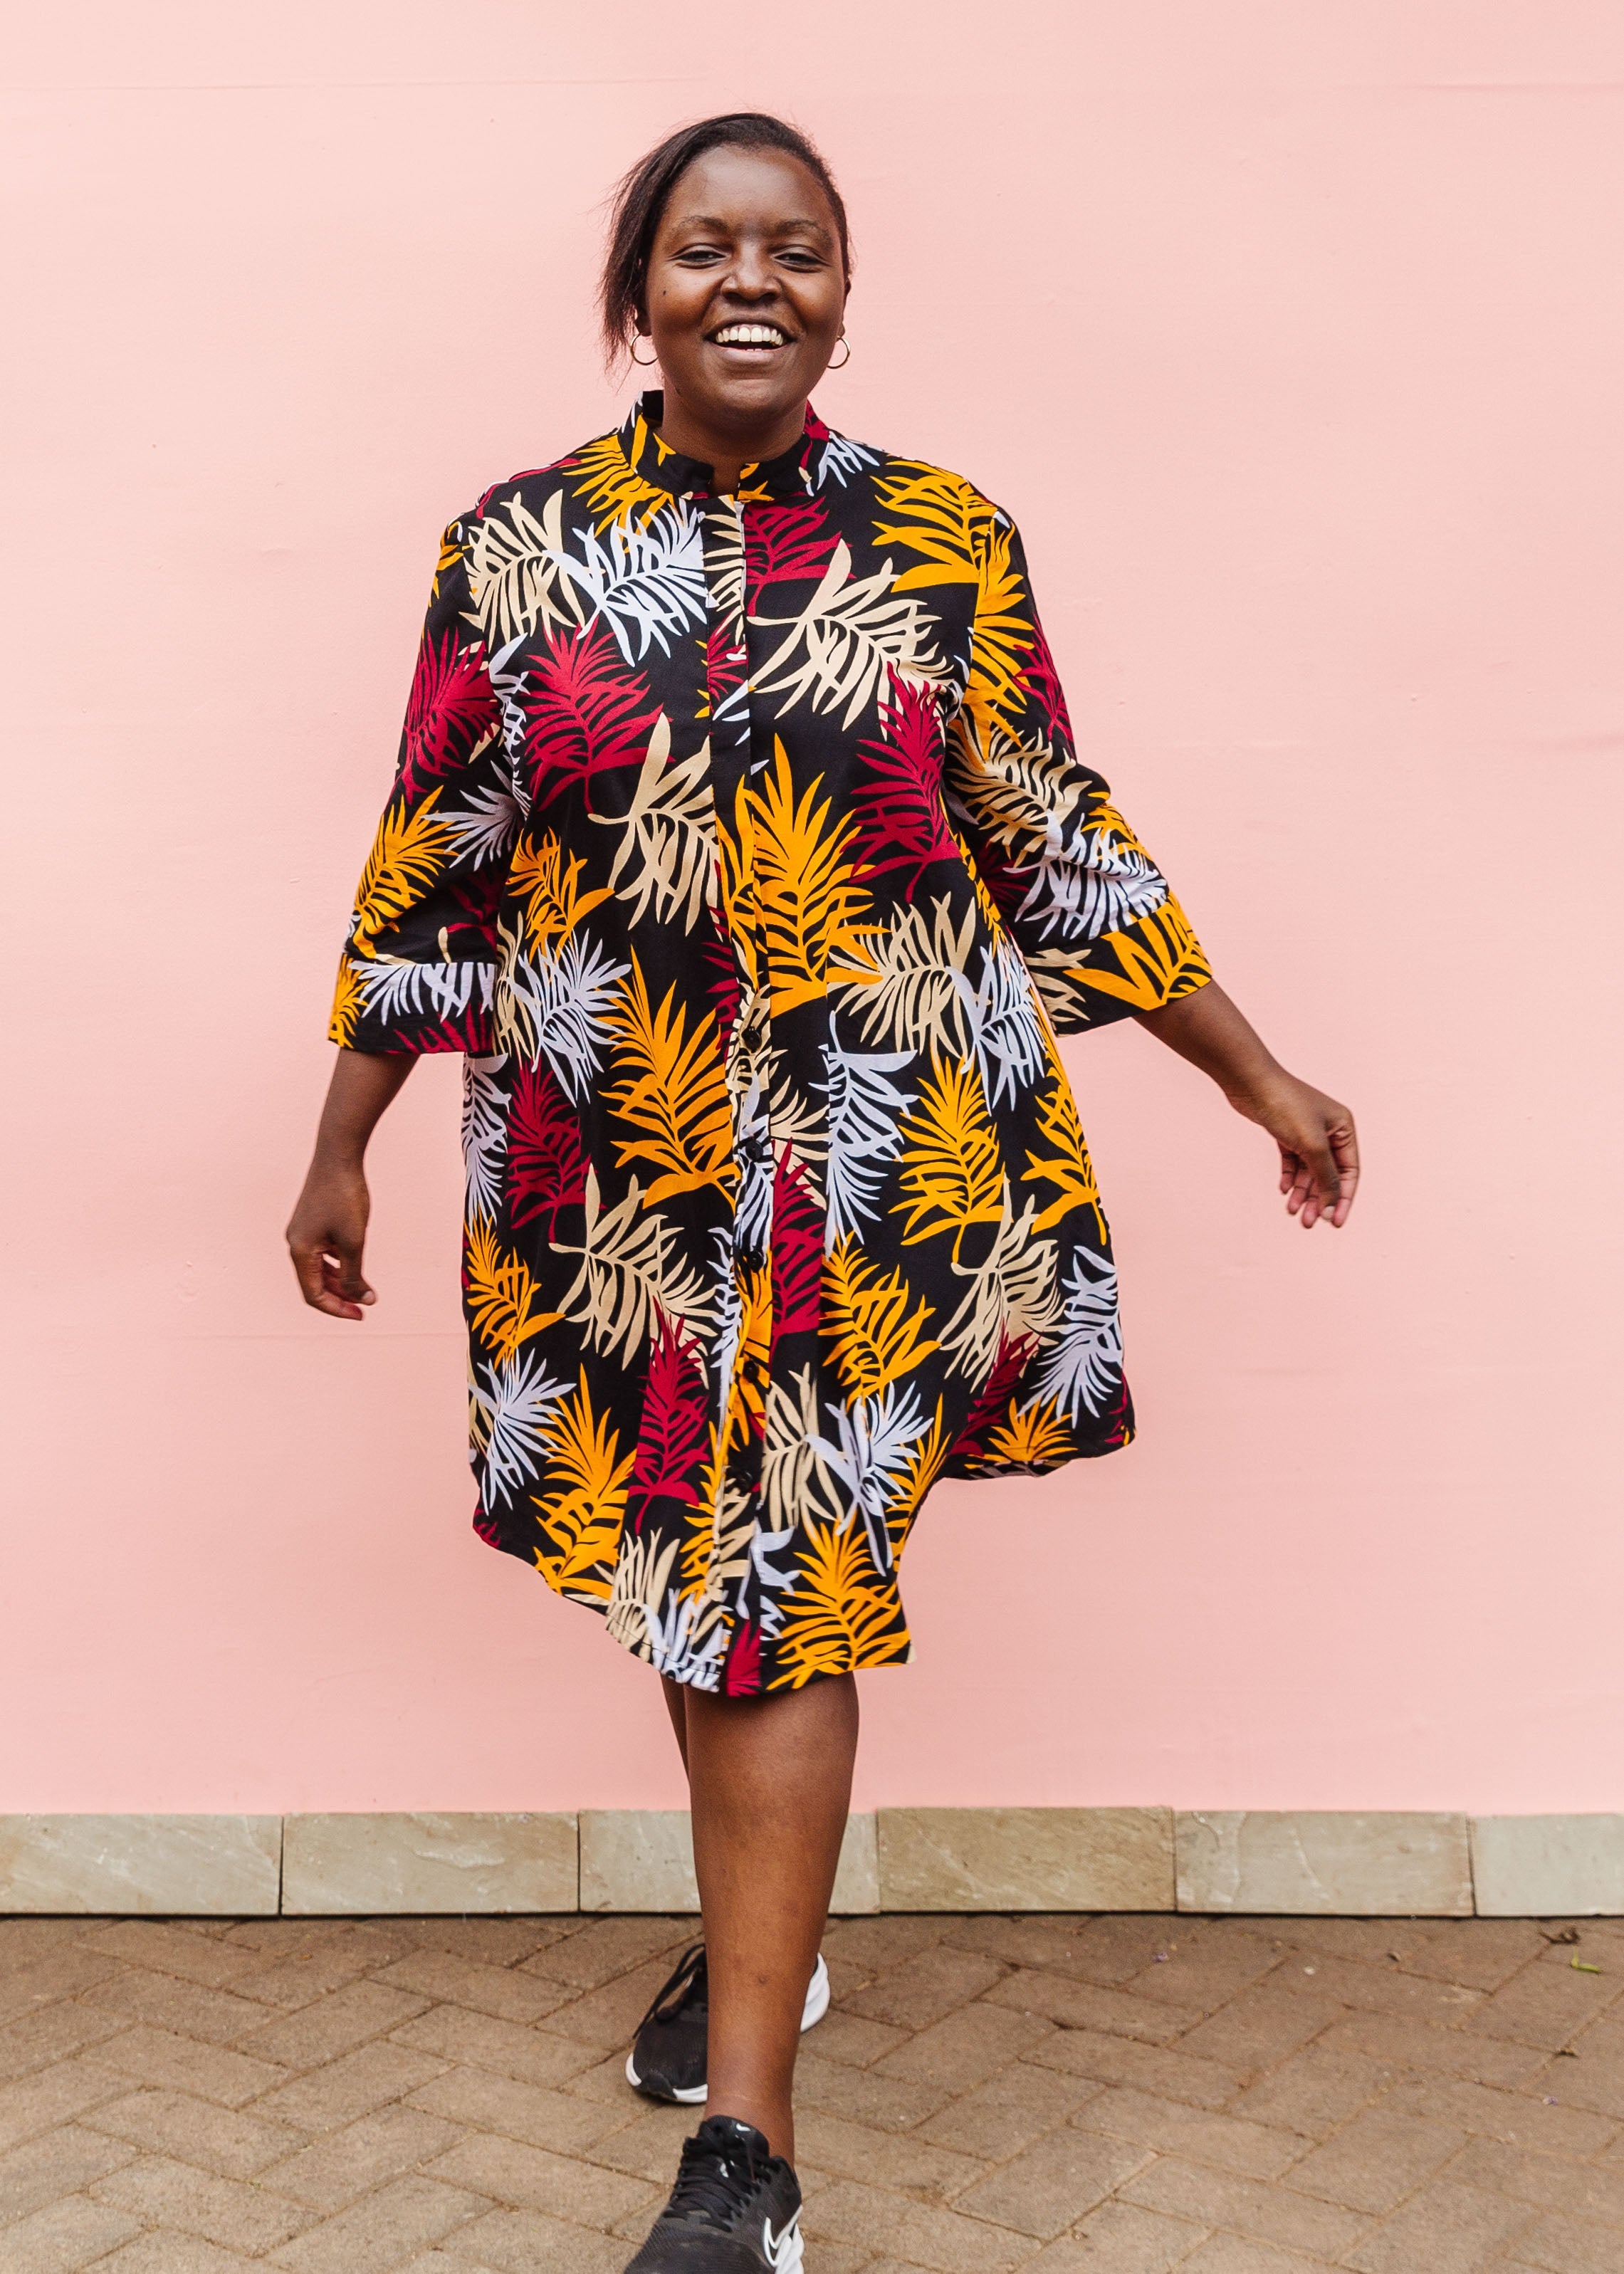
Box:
[289,1237,374,1321]
[1326,1116,1360,1227]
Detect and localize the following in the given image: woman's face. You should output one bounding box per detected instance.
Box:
[642,145,847,435]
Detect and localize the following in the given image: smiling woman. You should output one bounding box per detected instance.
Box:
[285,109,1358,2273]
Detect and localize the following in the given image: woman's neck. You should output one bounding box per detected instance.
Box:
[652,384,807,494]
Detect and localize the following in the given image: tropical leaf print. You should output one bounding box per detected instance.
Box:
[331,395,1207,1694]
[506,1061,590,1235]
[769,1155,824,1354]
[565,430,675,531]
[604,958,735,1206]
[822,1237,939,1403]
[559,1172,714,1365]
[532,1372,634,1602]
[1026,899,1210,1023]
[893,1055,1006,1259]
[850,676,958,889]
[817,1023,916,1247]
[508,830,612,952]
[401,629,500,797]
[834,895,979,1055]
[1022,1073,1105,1237]
[773,1516,909,1685]
[599,723,718,932]
[627,1314,709,1532]
[347,792,455,955]
[750,541,949,729]
[520,617,663,803]
[1017,820,1169,945]
[465,488,581,648]
[461,1055,508,1224]
[469,1344,570,1512]
[744,497,836,604]
[441,780,523,869]
[985,1395,1073,1469]
[494,913,627,1104]
[731,742,870,1015]
[871,462,993,590]
[810,1380,933,1573]
[887,1396,948,1562]
[464,1215,560,1363]
[550,498,707,664]
[1034,1249,1123,1423]
[936,1197,1063,1380]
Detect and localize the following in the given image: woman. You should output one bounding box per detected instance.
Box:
[288,112,1357,2274]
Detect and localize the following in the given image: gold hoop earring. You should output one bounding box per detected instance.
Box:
[826,335,852,370]
[630,335,659,367]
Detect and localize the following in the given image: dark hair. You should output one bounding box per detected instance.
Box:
[600,112,851,366]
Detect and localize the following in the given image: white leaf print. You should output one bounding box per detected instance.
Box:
[1017,827,1169,945]
[815,1019,917,1249]
[971,942,1049,1109]
[468,1344,570,1511]
[812,432,881,490]
[442,777,524,868]
[597,720,719,933]
[1034,1249,1123,1421]
[750,540,949,729]
[494,917,628,1104]
[353,957,493,1025]
[810,1383,932,1575]
[549,499,707,664]
[461,1054,509,1222]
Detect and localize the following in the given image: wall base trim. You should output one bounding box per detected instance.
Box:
[2,1810,1619,1917]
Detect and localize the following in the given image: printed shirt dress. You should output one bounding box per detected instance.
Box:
[330,392,1210,1693]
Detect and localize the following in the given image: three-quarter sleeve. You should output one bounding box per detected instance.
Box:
[943,509,1210,1034]
[328,512,517,1054]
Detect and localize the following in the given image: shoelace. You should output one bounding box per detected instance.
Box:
[634,1942,707,2035]
[666,2130,764,2229]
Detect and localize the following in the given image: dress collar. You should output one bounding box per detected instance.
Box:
[619,389,828,503]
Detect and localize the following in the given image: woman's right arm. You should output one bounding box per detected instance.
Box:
[286,1049,417,1319]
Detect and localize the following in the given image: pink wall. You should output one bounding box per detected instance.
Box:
[5,3,1623,1818]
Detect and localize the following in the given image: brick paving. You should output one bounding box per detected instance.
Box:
[1,1911,1622,2270]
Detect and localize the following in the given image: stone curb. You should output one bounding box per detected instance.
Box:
[4,1810,1622,1916]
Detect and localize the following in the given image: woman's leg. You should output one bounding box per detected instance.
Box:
[666,1674,856,2163]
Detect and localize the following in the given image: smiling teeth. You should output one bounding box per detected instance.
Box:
[713,325,787,346]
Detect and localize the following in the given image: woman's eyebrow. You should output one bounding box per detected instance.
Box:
[668,212,833,240]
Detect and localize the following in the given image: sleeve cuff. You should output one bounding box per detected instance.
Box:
[328,953,497,1055]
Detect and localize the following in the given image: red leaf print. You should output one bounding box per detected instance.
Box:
[703,918,741,1064]
[1017,617,1072,740]
[948,1331,1038,1463]
[744,499,836,607]
[852,677,959,889]
[628,1314,710,1532]
[508,1063,590,1235]
[523,617,660,801]
[402,630,498,797]
[770,1156,823,1363]
[723,1620,763,1697]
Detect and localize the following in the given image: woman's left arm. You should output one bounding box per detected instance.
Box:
[1136,983,1358,1229]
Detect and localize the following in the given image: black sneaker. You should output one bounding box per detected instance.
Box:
[625,1944,831,2105]
[624,2115,802,2272]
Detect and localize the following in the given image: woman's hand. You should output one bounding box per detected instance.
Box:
[286,1048,417,1318]
[1136,982,1358,1230]
[1225,1069,1358,1230]
[286,1157,375,1319]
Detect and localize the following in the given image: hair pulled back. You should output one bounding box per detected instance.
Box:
[600,112,851,367]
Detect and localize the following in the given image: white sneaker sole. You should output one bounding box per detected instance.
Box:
[625,1951,830,2103]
